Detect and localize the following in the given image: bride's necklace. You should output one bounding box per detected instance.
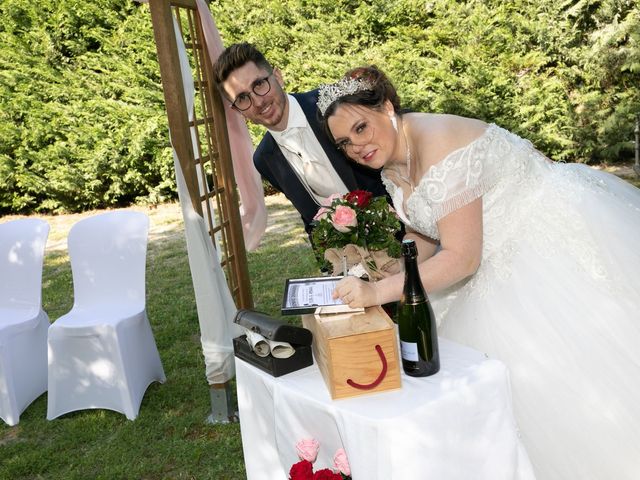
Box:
[399,119,414,192]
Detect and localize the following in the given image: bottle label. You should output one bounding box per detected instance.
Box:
[400,341,419,362]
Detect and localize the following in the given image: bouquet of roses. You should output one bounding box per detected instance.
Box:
[289,438,351,480]
[311,190,402,280]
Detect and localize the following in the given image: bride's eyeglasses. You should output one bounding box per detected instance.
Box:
[335,121,375,153]
[231,74,272,111]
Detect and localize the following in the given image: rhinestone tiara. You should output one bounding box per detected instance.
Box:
[317,77,373,116]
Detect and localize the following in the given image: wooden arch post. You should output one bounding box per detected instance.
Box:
[147,0,253,422]
[148,0,252,309]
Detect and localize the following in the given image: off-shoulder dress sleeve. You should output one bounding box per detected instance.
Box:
[405,124,508,239]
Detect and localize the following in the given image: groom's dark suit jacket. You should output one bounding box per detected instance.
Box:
[253,89,389,242]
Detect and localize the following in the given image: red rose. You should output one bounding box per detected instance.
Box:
[312,468,343,480]
[344,190,373,208]
[289,460,314,480]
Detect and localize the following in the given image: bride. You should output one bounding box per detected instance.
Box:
[321,65,640,479]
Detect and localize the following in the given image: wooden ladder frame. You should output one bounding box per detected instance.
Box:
[148,0,253,309]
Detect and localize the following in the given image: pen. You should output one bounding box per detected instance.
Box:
[342,255,348,277]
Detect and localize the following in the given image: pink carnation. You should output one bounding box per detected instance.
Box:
[313,207,330,221]
[331,205,357,233]
[332,448,351,476]
[322,193,342,207]
[296,438,320,463]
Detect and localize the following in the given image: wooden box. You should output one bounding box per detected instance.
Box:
[302,306,401,400]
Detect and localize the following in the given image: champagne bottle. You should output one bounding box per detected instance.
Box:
[397,239,440,377]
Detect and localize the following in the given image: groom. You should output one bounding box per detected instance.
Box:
[212,43,390,249]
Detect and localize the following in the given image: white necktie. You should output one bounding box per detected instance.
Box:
[287,130,339,198]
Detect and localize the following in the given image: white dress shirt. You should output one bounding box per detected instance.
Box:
[269,95,348,204]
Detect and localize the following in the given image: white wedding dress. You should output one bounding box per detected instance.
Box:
[382,124,640,480]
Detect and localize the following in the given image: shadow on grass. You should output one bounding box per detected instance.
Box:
[1,209,246,479]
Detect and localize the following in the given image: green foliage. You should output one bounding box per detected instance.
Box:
[0,0,173,214]
[311,192,402,273]
[211,0,639,163]
[1,0,639,214]
[569,0,640,162]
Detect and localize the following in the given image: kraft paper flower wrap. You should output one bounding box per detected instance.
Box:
[311,190,402,280]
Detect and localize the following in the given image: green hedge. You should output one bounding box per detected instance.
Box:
[1,0,638,214]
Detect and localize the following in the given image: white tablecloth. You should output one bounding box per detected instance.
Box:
[236,338,536,480]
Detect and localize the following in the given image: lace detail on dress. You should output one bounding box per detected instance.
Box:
[383,124,506,240]
[405,124,509,240]
[380,173,396,198]
[391,126,640,480]
[384,124,633,308]
[453,159,625,303]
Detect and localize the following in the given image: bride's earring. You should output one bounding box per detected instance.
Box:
[390,114,398,132]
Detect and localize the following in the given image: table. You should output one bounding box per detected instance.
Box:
[236,338,536,480]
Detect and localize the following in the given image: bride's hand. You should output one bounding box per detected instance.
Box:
[332,276,378,308]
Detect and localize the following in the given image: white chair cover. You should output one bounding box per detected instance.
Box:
[46,211,165,420]
[0,218,50,426]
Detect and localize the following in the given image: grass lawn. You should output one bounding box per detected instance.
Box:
[595,163,640,188]
[0,194,318,479]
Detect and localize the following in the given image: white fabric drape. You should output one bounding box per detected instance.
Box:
[172,18,243,384]
[236,338,535,479]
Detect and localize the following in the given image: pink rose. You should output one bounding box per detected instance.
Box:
[296,438,320,463]
[331,205,357,233]
[332,448,351,476]
[313,207,330,221]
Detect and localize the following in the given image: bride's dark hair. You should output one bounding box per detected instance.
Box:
[322,65,401,119]
[320,65,402,143]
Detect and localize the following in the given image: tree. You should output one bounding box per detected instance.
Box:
[0,0,173,213]
[1,0,637,214]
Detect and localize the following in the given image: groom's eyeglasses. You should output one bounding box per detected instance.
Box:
[231,75,272,111]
